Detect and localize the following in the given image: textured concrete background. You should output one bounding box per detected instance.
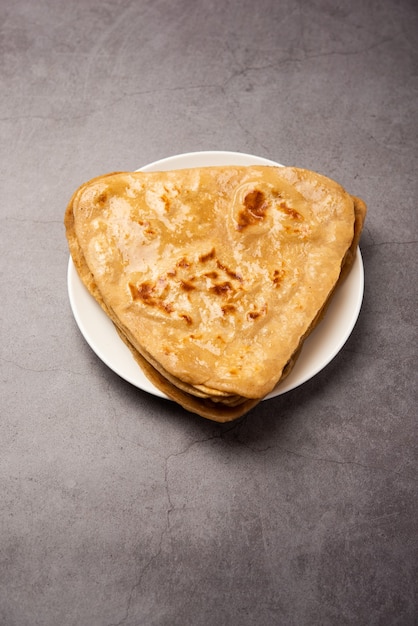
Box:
[1,1,417,625]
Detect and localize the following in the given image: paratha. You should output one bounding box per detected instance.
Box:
[65,165,366,421]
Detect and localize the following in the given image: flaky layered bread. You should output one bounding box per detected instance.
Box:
[65,165,366,421]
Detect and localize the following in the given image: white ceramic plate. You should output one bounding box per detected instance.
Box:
[67,150,364,401]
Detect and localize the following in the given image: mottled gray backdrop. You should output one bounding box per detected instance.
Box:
[1,1,417,625]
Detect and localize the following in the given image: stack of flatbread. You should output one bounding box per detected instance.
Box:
[65,165,366,422]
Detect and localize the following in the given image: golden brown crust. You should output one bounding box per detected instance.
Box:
[65,166,366,421]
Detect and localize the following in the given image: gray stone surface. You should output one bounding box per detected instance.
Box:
[1,0,417,624]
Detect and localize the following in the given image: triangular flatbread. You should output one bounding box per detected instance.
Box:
[65,166,366,421]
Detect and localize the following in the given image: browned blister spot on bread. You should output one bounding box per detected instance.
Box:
[237,189,269,231]
[279,201,303,220]
[129,281,174,314]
